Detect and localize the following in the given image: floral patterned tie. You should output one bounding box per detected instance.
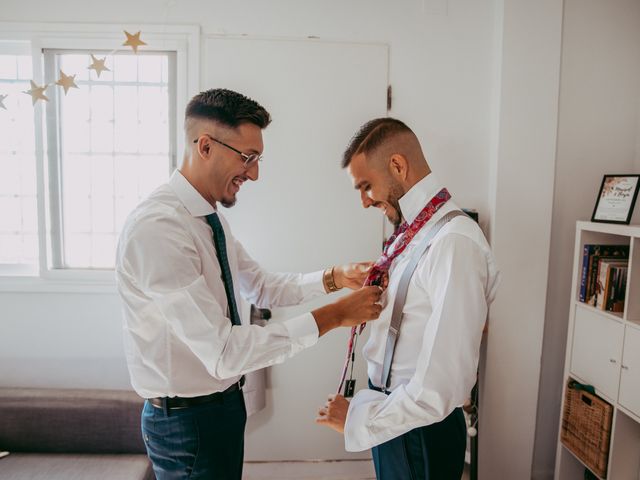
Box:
[337,187,451,396]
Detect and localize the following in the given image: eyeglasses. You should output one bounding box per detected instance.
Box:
[193,134,262,168]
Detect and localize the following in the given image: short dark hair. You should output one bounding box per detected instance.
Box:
[185,88,271,129]
[342,117,412,168]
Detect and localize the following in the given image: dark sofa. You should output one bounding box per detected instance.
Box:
[0,388,153,480]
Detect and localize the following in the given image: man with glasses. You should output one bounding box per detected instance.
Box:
[116,88,383,480]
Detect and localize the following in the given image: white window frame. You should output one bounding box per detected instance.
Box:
[0,40,39,277]
[43,48,178,275]
[0,23,199,292]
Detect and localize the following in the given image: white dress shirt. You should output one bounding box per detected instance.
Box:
[344,174,500,452]
[116,170,324,399]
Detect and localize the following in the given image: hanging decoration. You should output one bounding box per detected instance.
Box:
[123,31,147,54]
[24,80,49,105]
[88,54,110,78]
[2,30,146,110]
[55,70,79,95]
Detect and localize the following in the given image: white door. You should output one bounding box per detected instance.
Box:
[204,37,388,460]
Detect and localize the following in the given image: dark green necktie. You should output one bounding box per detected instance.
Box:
[206,213,241,326]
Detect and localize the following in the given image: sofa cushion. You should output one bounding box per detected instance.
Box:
[0,388,146,454]
[0,453,154,480]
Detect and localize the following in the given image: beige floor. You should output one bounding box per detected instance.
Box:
[243,460,471,479]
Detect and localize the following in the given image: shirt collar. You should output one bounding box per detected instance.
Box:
[169,170,216,217]
[398,173,444,225]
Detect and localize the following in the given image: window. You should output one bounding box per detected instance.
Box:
[43,50,176,270]
[0,24,197,288]
[0,50,39,273]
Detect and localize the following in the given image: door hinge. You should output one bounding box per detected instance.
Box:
[387,85,392,111]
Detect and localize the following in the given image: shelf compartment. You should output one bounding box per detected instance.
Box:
[625,237,640,322]
[560,378,613,479]
[618,324,640,418]
[570,307,624,400]
[559,443,606,480]
[607,410,640,480]
[575,234,630,312]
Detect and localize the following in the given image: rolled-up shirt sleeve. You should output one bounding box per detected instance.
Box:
[118,213,320,383]
[344,233,489,452]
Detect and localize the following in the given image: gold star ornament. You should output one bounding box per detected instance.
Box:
[0,94,7,110]
[24,80,49,104]
[56,70,79,95]
[88,54,110,78]
[123,30,147,54]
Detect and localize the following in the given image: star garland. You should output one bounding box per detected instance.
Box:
[24,80,49,105]
[123,31,147,54]
[88,54,110,78]
[56,70,79,94]
[2,30,146,109]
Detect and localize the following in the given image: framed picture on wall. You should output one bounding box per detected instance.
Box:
[591,174,640,224]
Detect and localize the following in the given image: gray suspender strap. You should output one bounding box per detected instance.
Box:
[379,210,467,392]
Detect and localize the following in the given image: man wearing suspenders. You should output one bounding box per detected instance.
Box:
[317,118,500,480]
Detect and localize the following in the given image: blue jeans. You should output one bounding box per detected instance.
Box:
[141,389,247,480]
[371,407,466,480]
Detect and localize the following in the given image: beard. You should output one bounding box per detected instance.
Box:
[221,182,240,208]
[221,196,237,208]
[386,180,404,228]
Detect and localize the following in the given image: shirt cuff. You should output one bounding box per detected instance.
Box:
[282,312,319,349]
[344,388,389,452]
[299,270,326,297]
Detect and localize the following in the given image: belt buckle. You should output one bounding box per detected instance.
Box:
[222,379,243,396]
[149,397,186,411]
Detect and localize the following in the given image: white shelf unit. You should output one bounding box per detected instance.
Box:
[555,221,640,480]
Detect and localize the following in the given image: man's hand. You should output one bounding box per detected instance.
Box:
[333,262,373,290]
[333,286,382,328]
[312,285,382,336]
[315,394,349,434]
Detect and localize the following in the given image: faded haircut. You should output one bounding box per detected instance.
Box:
[185,88,271,129]
[341,117,412,168]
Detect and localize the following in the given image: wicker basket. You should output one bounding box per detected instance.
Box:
[560,379,613,478]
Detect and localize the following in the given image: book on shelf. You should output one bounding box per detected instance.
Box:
[607,264,627,313]
[595,259,628,311]
[579,245,594,302]
[579,244,629,308]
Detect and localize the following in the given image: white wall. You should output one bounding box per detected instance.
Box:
[480,1,563,478]
[532,1,640,478]
[0,0,498,462]
[0,291,131,388]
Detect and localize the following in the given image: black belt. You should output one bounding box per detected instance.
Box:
[149,377,244,410]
